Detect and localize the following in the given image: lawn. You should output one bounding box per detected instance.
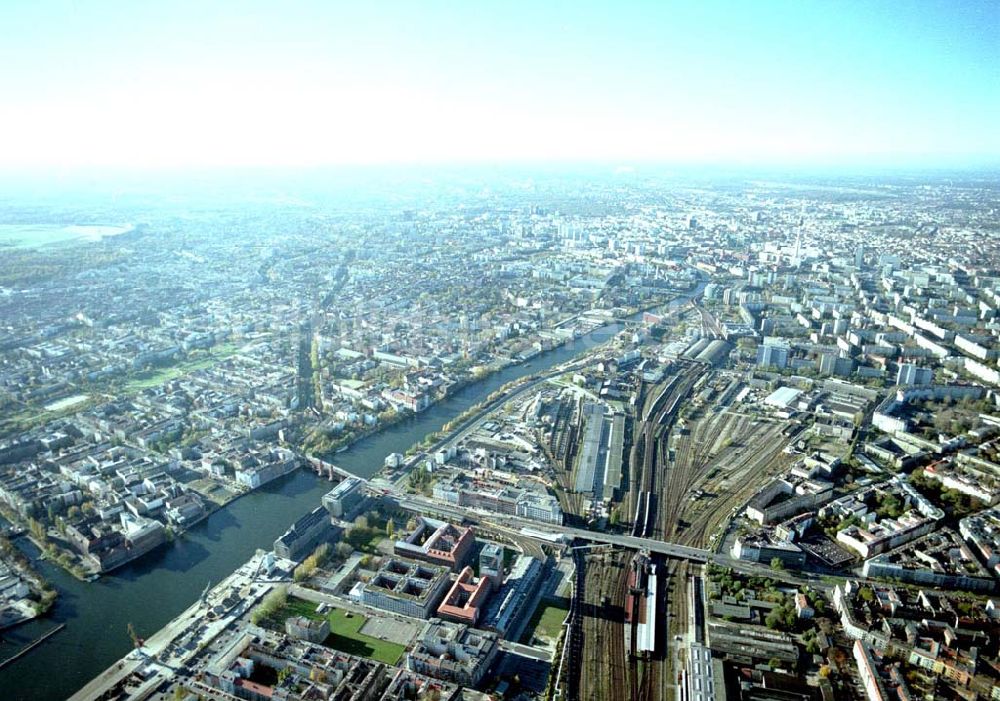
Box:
[126,359,213,390]
[125,345,242,391]
[272,596,406,665]
[520,599,569,644]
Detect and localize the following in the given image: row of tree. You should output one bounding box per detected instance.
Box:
[250,585,288,625]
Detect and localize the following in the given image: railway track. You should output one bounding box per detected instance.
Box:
[678,421,793,549]
[650,408,751,697]
[606,369,795,700]
[664,415,794,554]
[577,550,630,701]
[628,364,703,540]
[664,561,690,699]
[614,365,706,701]
[607,557,629,701]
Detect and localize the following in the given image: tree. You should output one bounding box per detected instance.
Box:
[385,518,395,537]
[293,561,314,582]
[813,597,827,615]
[313,543,330,568]
[250,585,288,625]
[354,515,369,530]
[770,557,785,571]
[785,607,796,628]
[28,518,47,542]
[876,492,903,519]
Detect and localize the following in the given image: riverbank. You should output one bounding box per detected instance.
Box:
[0,505,92,582]
[0,533,57,630]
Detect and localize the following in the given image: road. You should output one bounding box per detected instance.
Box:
[712,553,844,592]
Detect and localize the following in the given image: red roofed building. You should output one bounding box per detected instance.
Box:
[394,516,475,571]
[235,678,274,700]
[436,566,493,625]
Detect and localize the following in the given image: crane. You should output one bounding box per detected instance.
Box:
[127,622,145,649]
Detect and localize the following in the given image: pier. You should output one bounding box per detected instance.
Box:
[0,624,66,671]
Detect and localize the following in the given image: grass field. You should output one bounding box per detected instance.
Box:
[125,344,242,391]
[126,357,216,390]
[272,596,406,665]
[521,598,570,644]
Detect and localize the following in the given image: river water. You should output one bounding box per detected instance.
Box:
[0,283,704,700]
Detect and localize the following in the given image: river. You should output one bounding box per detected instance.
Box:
[0,283,703,700]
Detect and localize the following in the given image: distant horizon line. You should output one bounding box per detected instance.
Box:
[2,157,1000,178]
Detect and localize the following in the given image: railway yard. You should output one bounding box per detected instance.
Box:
[556,353,800,701]
[651,374,798,700]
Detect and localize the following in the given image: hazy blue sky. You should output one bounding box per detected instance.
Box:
[0,1,997,171]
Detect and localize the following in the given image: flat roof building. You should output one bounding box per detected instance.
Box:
[479,543,504,588]
[322,476,368,521]
[407,619,499,687]
[482,555,543,637]
[285,614,329,644]
[360,557,452,619]
[764,386,802,409]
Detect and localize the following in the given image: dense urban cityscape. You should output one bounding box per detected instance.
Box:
[0,170,999,701]
[2,0,999,697]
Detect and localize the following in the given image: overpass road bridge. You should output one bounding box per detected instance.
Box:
[394,495,711,563]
